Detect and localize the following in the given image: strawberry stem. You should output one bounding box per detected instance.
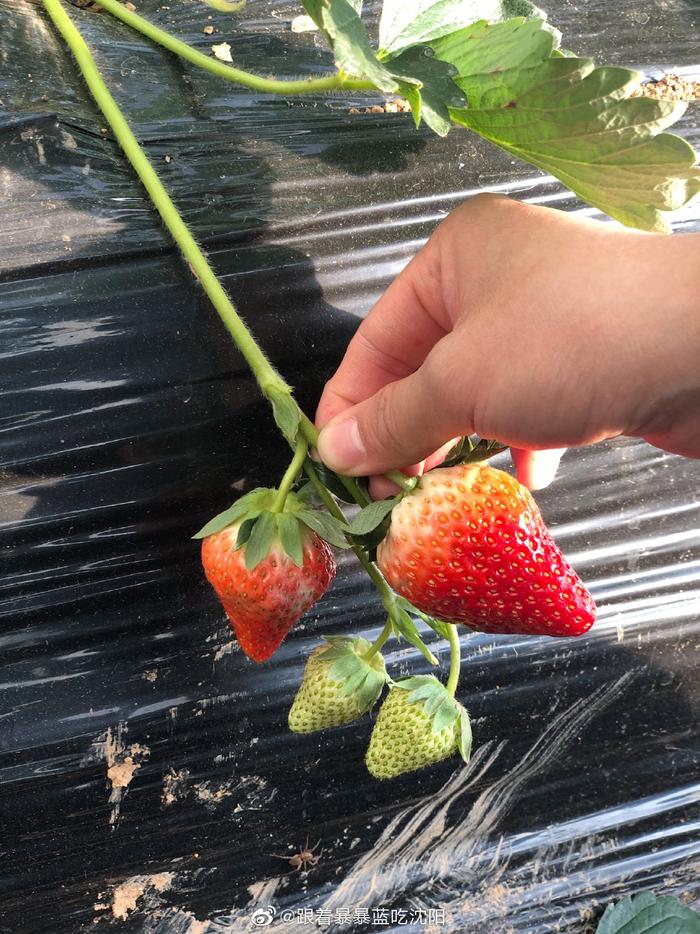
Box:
[303,459,399,616]
[385,472,418,493]
[300,418,371,507]
[43,0,292,405]
[271,439,308,514]
[446,624,461,697]
[362,618,392,661]
[92,0,378,96]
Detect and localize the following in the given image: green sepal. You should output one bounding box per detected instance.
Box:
[597,892,700,934]
[456,707,472,762]
[393,675,461,736]
[292,480,317,504]
[268,387,301,443]
[192,488,274,539]
[244,511,277,570]
[236,515,258,548]
[391,608,439,666]
[313,462,371,505]
[349,495,401,536]
[441,436,507,468]
[318,637,388,712]
[296,508,351,549]
[275,513,304,567]
[395,596,454,641]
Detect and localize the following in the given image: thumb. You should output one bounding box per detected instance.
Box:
[316,337,471,476]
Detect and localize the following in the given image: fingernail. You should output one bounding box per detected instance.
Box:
[317,418,366,472]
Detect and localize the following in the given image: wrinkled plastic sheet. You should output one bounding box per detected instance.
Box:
[1,1,699,931]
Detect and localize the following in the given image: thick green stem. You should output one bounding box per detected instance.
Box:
[44,0,376,524]
[363,618,392,661]
[94,0,376,95]
[446,624,461,697]
[271,439,307,513]
[43,0,289,402]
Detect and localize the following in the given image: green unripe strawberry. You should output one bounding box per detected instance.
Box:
[288,638,387,734]
[365,677,471,780]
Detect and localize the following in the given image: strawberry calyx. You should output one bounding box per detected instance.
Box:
[392,675,472,763]
[288,636,388,734]
[193,487,350,569]
[319,636,388,712]
[441,435,507,468]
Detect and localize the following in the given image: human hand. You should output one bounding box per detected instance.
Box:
[316,195,700,492]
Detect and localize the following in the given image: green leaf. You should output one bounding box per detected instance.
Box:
[392,609,439,665]
[303,0,363,27]
[311,0,400,92]
[432,17,555,78]
[437,19,700,232]
[597,893,700,934]
[378,0,544,59]
[297,508,351,548]
[456,707,472,761]
[389,46,466,136]
[269,388,301,443]
[244,512,277,570]
[276,513,304,567]
[193,488,273,539]
[349,495,400,536]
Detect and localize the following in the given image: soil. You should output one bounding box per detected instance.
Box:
[632,73,700,101]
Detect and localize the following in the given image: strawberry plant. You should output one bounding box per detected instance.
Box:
[43,0,698,779]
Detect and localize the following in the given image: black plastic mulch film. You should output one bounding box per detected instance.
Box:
[1,1,698,932]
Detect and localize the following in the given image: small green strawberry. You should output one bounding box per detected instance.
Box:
[289,637,387,733]
[365,676,471,780]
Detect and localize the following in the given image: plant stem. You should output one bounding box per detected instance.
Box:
[303,459,393,599]
[446,624,461,697]
[43,0,291,403]
[363,618,392,661]
[44,0,375,520]
[94,0,377,95]
[271,439,307,513]
[385,471,417,492]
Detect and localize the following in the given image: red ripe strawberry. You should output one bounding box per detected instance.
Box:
[377,464,595,637]
[201,520,336,662]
